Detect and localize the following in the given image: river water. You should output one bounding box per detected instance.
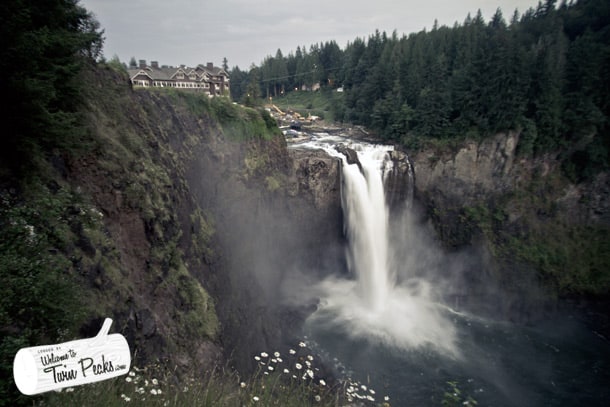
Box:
[289,134,610,406]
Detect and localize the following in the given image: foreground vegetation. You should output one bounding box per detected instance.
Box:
[39,342,399,406]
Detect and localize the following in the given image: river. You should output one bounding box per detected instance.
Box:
[289,133,610,406]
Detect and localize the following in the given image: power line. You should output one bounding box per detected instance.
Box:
[258,66,342,84]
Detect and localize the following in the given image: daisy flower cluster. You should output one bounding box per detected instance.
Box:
[121,365,165,403]
[242,340,391,406]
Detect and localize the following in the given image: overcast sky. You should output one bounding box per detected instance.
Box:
[80,0,539,70]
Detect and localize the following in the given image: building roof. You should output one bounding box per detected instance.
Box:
[128,62,229,82]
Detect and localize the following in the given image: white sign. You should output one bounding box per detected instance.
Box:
[13,318,131,395]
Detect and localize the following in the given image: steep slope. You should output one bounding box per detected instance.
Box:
[66,64,343,378]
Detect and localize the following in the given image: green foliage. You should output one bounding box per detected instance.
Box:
[41,342,390,406]
[170,90,212,116]
[106,55,128,74]
[0,180,96,405]
[442,381,477,406]
[0,0,104,174]
[208,98,279,141]
[190,209,216,264]
[265,175,281,192]
[462,195,610,296]
[507,225,610,294]
[170,265,219,340]
[272,89,340,122]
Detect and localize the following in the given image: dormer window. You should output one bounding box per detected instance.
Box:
[176,72,184,79]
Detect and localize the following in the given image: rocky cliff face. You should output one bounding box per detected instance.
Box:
[66,66,345,377]
[183,128,343,373]
[414,132,520,207]
[413,131,609,229]
[410,131,610,307]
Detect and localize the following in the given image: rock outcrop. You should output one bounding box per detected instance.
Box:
[414,132,519,206]
[409,130,610,308]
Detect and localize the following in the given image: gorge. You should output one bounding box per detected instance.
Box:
[2,65,609,405]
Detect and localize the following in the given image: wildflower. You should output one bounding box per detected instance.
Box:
[289,349,296,355]
[369,389,376,395]
[384,396,390,401]
[307,355,314,361]
[254,356,261,361]
[271,358,277,363]
[283,369,290,374]
[367,395,375,401]
[125,377,132,383]
[65,387,74,393]
[319,379,326,386]
[261,352,269,358]
[157,389,162,395]
[183,386,189,393]
[121,394,131,402]
[315,395,321,402]
[295,363,303,370]
[240,382,247,388]
[274,351,280,358]
[299,341,306,348]
[305,360,312,368]
[277,357,283,363]
[152,378,158,386]
[268,366,274,371]
[306,369,314,379]
[129,371,136,377]
[253,396,260,402]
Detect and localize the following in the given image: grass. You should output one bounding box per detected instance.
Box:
[39,340,392,407]
[271,89,343,123]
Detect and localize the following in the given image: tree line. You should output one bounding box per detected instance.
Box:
[230,0,609,181]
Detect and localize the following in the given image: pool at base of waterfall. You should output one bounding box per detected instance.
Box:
[304,307,610,407]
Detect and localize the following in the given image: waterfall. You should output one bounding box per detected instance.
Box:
[339,145,394,312]
[296,135,456,355]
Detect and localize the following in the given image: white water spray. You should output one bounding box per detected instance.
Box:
[341,146,392,312]
[296,136,458,355]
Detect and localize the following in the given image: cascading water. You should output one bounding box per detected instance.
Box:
[297,136,457,354]
[341,146,392,312]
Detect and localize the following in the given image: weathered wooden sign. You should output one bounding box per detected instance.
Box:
[13,318,131,395]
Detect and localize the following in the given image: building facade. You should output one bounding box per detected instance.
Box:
[128,61,230,96]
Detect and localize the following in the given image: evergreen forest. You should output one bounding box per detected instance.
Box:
[231,0,610,182]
